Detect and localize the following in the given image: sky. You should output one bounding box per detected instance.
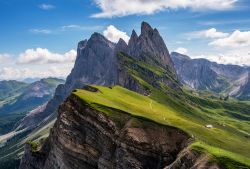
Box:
[0,0,250,80]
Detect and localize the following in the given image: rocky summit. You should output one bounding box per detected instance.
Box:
[18,22,184,169]
[171,52,250,99]
[25,22,178,132]
[18,22,250,169]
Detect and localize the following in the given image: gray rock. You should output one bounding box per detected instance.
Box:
[171,52,250,99]
[27,22,179,130]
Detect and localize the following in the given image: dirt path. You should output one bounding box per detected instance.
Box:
[149,100,153,110]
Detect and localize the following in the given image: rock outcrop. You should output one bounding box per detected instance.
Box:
[15,103,47,130]
[128,22,176,74]
[27,22,178,129]
[171,52,250,99]
[165,149,222,169]
[20,93,191,169]
[19,22,185,169]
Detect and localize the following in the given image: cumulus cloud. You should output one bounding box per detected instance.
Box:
[0,54,11,64]
[175,47,188,55]
[38,4,55,10]
[209,30,250,48]
[190,28,229,39]
[30,29,52,34]
[103,25,129,43]
[0,48,76,80]
[92,0,237,18]
[0,66,71,80]
[17,48,77,64]
[194,48,250,66]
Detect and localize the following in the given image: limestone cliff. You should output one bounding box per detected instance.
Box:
[22,22,178,129]
[20,93,188,169]
[19,91,223,169]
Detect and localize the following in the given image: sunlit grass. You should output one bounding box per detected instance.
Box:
[74,85,250,168]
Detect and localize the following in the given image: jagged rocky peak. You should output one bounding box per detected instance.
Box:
[141,21,154,35]
[87,32,115,49]
[76,39,87,58]
[115,38,128,54]
[77,39,88,50]
[128,22,176,73]
[66,32,116,88]
[171,52,191,60]
[128,29,138,46]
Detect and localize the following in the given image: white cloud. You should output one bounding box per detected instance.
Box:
[38,4,55,10]
[209,30,250,48]
[0,54,11,64]
[92,0,237,18]
[30,29,52,34]
[61,25,103,31]
[17,48,77,64]
[190,28,229,39]
[175,47,188,55]
[103,25,129,43]
[0,66,71,80]
[194,48,250,66]
[0,49,76,80]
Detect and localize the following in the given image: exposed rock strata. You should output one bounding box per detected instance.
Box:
[171,52,250,99]
[27,22,178,128]
[165,149,223,169]
[20,94,191,169]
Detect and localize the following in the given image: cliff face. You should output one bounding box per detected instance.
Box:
[19,22,187,169]
[171,52,250,99]
[23,22,178,130]
[165,148,222,169]
[20,93,191,169]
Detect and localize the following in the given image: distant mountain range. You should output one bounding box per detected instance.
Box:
[17,22,250,169]
[0,78,64,135]
[171,52,250,100]
[1,22,250,169]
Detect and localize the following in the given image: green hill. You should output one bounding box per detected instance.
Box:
[70,52,250,168]
[74,85,250,168]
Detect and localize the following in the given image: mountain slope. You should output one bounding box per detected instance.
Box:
[171,52,250,99]
[1,21,178,169]
[0,78,64,135]
[27,22,178,133]
[19,22,250,169]
[0,81,27,101]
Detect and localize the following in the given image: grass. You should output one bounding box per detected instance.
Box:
[192,142,250,169]
[73,85,250,168]
[26,140,39,152]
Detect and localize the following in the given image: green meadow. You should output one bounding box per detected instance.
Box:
[74,85,250,168]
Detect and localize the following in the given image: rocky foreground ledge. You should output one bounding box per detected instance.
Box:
[19,92,222,169]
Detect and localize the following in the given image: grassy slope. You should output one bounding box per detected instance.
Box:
[72,52,250,168]
[0,78,64,135]
[74,86,250,168]
[0,117,55,169]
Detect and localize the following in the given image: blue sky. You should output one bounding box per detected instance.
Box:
[0,0,250,80]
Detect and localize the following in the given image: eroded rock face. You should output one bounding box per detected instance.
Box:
[27,22,178,129]
[128,22,176,74]
[171,52,250,99]
[20,94,190,169]
[165,149,223,169]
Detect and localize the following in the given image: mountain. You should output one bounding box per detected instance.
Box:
[0,80,27,101]
[0,78,64,135]
[18,22,250,169]
[27,22,178,133]
[171,52,250,99]
[22,78,42,84]
[1,21,178,169]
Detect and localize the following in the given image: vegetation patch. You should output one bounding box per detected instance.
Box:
[73,85,250,168]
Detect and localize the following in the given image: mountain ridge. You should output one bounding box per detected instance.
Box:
[18,22,250,169]
[171,52,250,99]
